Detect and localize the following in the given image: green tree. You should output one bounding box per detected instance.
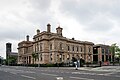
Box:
[115,48,120,65]
[6,56,17,65]
[32,52,38,64]
[110,43,119,65]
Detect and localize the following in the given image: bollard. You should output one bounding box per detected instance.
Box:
[56,77,63,80]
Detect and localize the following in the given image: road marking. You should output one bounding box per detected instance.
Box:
[41,73,58,76]
[56,71,59,73]
[103,72,116,76]
[21,75,36,79]
[115,75,120,77]
[97,74,105,76]
[51,70,55,72]
[56,77,63,80]
[25,71,36,73]
[10,72,17,75]
[4,71,7,72]
[70,77,94,80]
[72,72,95,75]
[66,72,70,73]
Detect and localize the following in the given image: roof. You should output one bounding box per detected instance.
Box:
[93,44,110,48]
[9,52,18,56]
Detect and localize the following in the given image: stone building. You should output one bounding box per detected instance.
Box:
[93,44,112,63]
[18,24,94,64]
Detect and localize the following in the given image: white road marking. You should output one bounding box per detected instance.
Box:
[56,77,63,80]
[66,72,70,73]
[115,75,120,78]
[70,77,94,80]
[72,71,117,76]
[10,72,17,75]
[56,71,59,73]
[72,72,95,75]
[4,71,7,72]
[51,70,55,72]
[103,72,116,76]
[21,75,36,79]
[41,73,58,76]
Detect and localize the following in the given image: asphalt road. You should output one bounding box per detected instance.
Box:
[0,65,120,80]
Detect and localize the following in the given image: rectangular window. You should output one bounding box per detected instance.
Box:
[88,47,91,52]
[63,55,65,60]
[40,54,42,61]
[40,43,42,51]
[50,44,52,50]
[72,46,74,51]
[37,43,39,51]
[51,58,52,61]
[80,47,83,52]
[77,46,79,52]
[68,46,70,51]
[102,49,104,54]
[50,53,52,61]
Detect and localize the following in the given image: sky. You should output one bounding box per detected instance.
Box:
[0,0,120,59]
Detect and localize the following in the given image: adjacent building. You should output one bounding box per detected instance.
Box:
[18,24,94,65]
[0,56,3,65]
[93,44,112,63]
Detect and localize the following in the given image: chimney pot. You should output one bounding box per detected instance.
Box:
[26,35,29,41]
[37,29,40,34]
[47,23,51,32]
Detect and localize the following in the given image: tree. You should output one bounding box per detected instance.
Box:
[32,52,38,64]
[6,56,17,65]
[110,43,119,65]
[115,48,120,65]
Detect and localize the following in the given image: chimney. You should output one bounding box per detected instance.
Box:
[37,29,40,34]
[47,23,51,33]
[26,35,29,41]
[56,26,63,36]
[72,38,75,40]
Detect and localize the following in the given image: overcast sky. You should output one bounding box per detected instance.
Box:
[0,0,120,59]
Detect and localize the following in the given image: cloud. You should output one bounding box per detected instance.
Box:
[59,0,120,32]
[29,0,51,11]
[84,13,114,32]
[0,0,120,58]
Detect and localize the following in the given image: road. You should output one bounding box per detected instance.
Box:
[0,65,120,80]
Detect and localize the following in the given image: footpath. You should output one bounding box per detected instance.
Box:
[61,66,120,72]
